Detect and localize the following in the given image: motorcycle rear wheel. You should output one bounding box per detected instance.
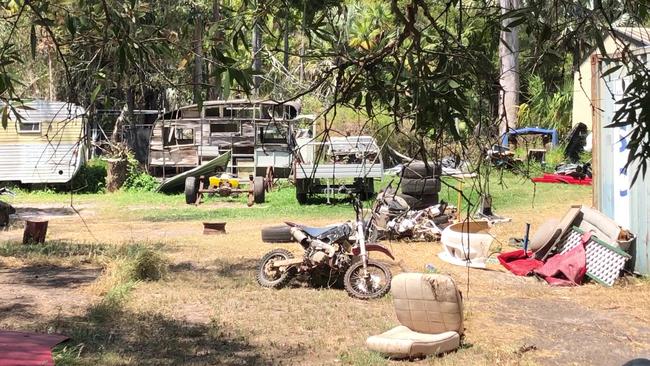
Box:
[256,249,296,288]
[343,260,392,300]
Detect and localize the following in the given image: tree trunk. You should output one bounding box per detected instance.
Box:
[111,104,129,143]
[208,0,222,100]
[498,0,521,141]
[23,220,48,244]
[106,158,128,192]
[252,0,263,94]
[193,13,204,103]
[47,51,54,101]
[283,10,290,69]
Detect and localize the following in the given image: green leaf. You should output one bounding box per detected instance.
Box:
[594,33,608,56]
[222,71,231,100]
[30,25,37,60]
[90,85,101,104]
[601,64,622,78]
[1,105,7,130]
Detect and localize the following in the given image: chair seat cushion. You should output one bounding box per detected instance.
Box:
[366,325,460,358]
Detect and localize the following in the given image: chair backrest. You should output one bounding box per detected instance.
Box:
[391,273,463,335]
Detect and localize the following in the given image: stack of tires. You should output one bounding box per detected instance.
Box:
[397,161,441,210]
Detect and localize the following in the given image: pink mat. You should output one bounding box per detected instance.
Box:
[0,331,69,366]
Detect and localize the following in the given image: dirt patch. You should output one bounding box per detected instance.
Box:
[0,264,101,327]
[480,296,650,365]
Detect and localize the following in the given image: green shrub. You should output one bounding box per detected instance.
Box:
[128,248,168,281]
[68,158,107,193]
[122,155,158,192]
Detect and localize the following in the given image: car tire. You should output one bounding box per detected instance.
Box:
[397,193,439,210]
[401,161,441,179]
[185,176,199,204]
[253,176,265,204]
[400,177,441,196]
[261,225,294,243]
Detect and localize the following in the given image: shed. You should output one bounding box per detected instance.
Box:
[0,100,87,184]
[592,45,650,275]
[572,27,650,129]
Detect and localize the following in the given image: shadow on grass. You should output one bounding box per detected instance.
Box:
[2,265,100,289]
[52,307,274,365]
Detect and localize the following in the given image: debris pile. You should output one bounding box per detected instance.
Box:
[371,190,456,242]
[498,205,635,287]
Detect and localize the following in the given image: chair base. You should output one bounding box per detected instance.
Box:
[366,325,460,358]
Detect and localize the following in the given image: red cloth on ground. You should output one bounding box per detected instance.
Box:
[497,249,543,276]
[532,233,588,286]
[0,331,68,366]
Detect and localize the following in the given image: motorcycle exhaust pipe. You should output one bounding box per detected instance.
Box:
[290,227,310,247]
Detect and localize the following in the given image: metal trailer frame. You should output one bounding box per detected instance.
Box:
[293,136,384,203]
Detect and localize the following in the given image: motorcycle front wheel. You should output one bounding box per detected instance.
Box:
[256,248,296,288]
[343,260,392,300]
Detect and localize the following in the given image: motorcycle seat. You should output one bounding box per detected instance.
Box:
[301,225,337,238]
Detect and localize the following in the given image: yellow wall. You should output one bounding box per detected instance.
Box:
[572,36,636,130]
[0,119,84,144]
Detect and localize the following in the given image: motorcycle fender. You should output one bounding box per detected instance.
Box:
[353,244,395,260]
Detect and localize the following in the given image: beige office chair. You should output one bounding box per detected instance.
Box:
[366,273,464,358]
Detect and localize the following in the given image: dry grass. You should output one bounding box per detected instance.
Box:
[1,181,649,365]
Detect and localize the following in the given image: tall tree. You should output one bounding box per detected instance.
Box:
[498,0,521,139]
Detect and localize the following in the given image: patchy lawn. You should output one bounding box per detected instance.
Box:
[1,174,648,365]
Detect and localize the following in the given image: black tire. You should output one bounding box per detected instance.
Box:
[343,260,392,300]
[401,161,441,179]
[401,177,441,196]
[253,176,265,204]
[261,226,294,243]
[397,193,439,210]
[256,249,296,288]
[359,178,375,200]
[185,176,198,204]
[295,178,309,204]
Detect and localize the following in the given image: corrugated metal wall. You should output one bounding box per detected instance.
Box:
[596,53,650,275]
[0,100,86,184]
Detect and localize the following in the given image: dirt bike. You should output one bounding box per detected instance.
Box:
[257,190,394,299]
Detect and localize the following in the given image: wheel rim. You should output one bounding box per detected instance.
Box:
[350,264,388,295]
[262,254,287,282]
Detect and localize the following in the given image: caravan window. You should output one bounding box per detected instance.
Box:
[210,122,239,133]
[258,125,288,144]
[164,126,194,145]
[18,120,41,133]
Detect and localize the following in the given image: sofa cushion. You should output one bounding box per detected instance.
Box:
[366,325,460,358]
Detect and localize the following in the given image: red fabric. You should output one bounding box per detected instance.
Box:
[532,233,589,286]
[498,249,544,276]
[531,174,592,185]
[0,331,68,366]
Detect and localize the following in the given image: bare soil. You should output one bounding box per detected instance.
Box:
[0,195,649,366]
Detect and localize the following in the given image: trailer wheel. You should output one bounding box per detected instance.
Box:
[185,177,199,204]
[295,179,308,204]
[253,176,265,204]
[359,178,375,200]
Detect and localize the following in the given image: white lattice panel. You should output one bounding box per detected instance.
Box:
[556,228,631,287]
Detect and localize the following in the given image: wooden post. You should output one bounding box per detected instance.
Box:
[23,220,48,244]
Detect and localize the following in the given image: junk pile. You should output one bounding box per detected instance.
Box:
[531,162,592,185]
[498,205,635,286]
[371,190,455,242]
